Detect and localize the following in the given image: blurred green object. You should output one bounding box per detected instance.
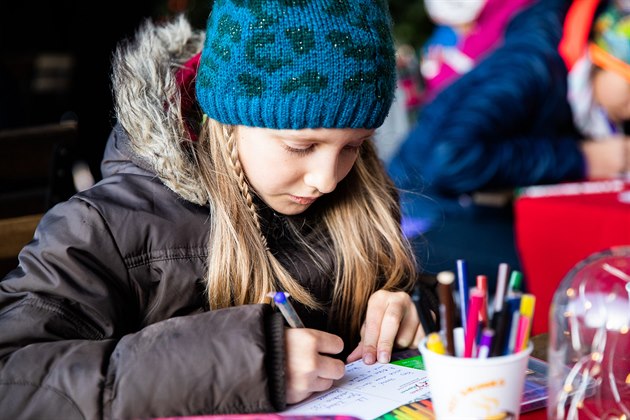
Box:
[389,0,434,49]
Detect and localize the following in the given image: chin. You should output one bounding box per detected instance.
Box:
[271,203,310,216]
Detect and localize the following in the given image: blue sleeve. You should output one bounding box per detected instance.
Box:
[423,25,459,52]
[388,0,585,196]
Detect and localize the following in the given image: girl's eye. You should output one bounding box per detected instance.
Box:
[283,144,314,156]
[344,144,361,152]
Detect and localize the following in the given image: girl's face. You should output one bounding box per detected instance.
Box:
[593,69,630,124]
[236,126,374,215]
[424,0,487,27]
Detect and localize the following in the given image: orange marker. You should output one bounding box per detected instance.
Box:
[476,274,489,328]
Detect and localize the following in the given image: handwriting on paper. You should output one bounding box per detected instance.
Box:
[283,361,430,419]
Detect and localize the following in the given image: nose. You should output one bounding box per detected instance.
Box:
[303,156,338,194]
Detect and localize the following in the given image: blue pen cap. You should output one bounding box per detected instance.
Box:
[273,291,287,304]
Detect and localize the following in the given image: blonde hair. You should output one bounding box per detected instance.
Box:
[194,117,417,338]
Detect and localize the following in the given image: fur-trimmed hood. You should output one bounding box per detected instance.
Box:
[107,15,207,205]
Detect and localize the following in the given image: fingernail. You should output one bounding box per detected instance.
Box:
[363,353,375,364]
[378,351,390,364]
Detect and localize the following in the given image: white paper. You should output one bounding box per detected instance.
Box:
[283,361,430,419]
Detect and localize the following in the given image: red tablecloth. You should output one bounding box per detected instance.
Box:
[514,180,630,335]
[521,408,546,419]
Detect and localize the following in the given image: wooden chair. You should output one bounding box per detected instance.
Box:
[0,120,78,277]
[0,120,78,218]
[0,213,42,277]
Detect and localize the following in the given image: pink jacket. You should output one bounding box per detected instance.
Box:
[422,0,535,103]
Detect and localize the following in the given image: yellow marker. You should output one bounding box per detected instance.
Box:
[518,294,536,351]
[426,332,446,355]
[519,293,536,318]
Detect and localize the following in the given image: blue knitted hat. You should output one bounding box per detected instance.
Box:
[196,0,396,129]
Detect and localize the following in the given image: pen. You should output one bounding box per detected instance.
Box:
[502,295,522,355]
[464,288,483,358]
[491,263,510,330]
[437,271,456,356]
[453,326,465,358]
[477,328,494,358]
[514,314,530,353]
[507,306,521,354]
[456,259,470,334]
[476,275,489,329]
[268,291,304,328]
[507,270,523,297]
[515,293,536,351]
[490,295,520,357]
[426,332,446,355]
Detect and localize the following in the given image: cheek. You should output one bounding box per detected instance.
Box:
[593,72,630,120]
[236,137,279,189]
[239,145,298,192]
[238,143,264,178]
[337,153,360,181]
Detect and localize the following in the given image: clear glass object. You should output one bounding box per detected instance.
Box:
[548,246,630,419]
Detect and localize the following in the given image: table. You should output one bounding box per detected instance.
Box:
[161,336,552,420]
[514,179,630,336]
[521,408,546,419]
[519,333,548,420]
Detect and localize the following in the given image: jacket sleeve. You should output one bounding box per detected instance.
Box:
[388,0,585,196]
[0,199,286,419]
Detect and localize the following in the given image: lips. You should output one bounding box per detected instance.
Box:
[289,195,318,205]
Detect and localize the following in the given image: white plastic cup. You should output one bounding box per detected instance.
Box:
[419,336,533,419]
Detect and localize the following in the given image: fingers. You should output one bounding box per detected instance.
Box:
[285,328,345,404]
[395,302,419,348]
[286,377,337,404]
[411,323,427,349]
[360,290,420,365]
[346,342,364,363]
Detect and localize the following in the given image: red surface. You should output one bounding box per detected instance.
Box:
[521,408,546,419]
[514,180,630,335]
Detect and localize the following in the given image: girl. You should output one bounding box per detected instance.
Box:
[0,1,437,419]
[563,0,630,156]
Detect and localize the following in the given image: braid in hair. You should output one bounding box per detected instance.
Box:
[225,124,269,250]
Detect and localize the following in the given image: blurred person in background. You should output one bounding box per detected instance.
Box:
[387,0,624,288]
[562,0,630,171]
[376,0,534,165]
[420,0,534,105]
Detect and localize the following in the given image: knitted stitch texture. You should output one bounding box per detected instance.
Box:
[196,0,396,129]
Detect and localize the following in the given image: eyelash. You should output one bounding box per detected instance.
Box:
[282,144,361,156]
[283,144,314,156]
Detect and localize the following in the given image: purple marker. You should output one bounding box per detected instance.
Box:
[477,328,495,358]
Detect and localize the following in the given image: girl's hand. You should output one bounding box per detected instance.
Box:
[580,136,629,179]
[285,328,345,404]
[346,290,425,365]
